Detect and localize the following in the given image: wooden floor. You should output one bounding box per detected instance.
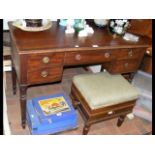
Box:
[5,67,152,135]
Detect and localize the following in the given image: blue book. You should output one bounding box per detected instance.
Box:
[26,93,78,135]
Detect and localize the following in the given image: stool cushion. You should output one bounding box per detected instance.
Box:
[73,72,139,109]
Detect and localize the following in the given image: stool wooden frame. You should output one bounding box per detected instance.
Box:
[70,83,136,135]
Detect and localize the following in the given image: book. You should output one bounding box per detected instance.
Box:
[38,96,71,116]
[26,98,77,135]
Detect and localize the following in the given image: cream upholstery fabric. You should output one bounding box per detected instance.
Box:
[73,71,139,109]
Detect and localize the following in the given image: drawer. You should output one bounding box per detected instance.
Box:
[113,48,145,60]
[105,106,133,117]
[64,50,114,66]
[102,106,134,118]
[27,66,63,84]
[110,59,140,73]
[91,102,135,120]
[28,52,64,69]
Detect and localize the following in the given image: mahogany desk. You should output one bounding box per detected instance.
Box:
[9,21,151,128]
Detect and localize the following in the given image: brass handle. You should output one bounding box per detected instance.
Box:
[104,52,110,58]
[41,71,48,77]
[128,50,133,57]
[108,111,114,115]
[124,63,129,68]
[75,54,81,60]
[42,56,50,64]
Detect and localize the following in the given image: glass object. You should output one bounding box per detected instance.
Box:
[59,19,68,26]
[73,19,85,32]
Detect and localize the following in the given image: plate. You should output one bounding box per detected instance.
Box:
[12,19,52,32]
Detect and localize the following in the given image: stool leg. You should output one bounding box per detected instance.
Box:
[83,124,91,135]
[70,93,80,109]
[117,115,126,127]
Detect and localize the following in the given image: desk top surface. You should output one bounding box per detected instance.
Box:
[9,21,152,53]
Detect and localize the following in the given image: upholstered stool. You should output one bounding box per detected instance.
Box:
[70,71,139,135]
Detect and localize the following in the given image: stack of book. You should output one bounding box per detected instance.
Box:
[26,93,77,135]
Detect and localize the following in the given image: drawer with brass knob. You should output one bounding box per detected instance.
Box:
[93,102,135,119]
[27,66,63,84]
[109,59,140,74]
[28,52,64,69]
[105,105,134,117]
[64,50,113,66]
[113,48,145,60]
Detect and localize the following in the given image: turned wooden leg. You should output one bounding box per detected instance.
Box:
[20,85,27,129]
[11,63,16,95]
[117,115,126,127]
[83,124,91,135]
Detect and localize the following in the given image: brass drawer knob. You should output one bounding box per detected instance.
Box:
[42,56,50,64]
[75,54,81,60]
[128,50,133,57]
[41,71,48,77]
[124,63,129,68]
[104,52,110,58]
